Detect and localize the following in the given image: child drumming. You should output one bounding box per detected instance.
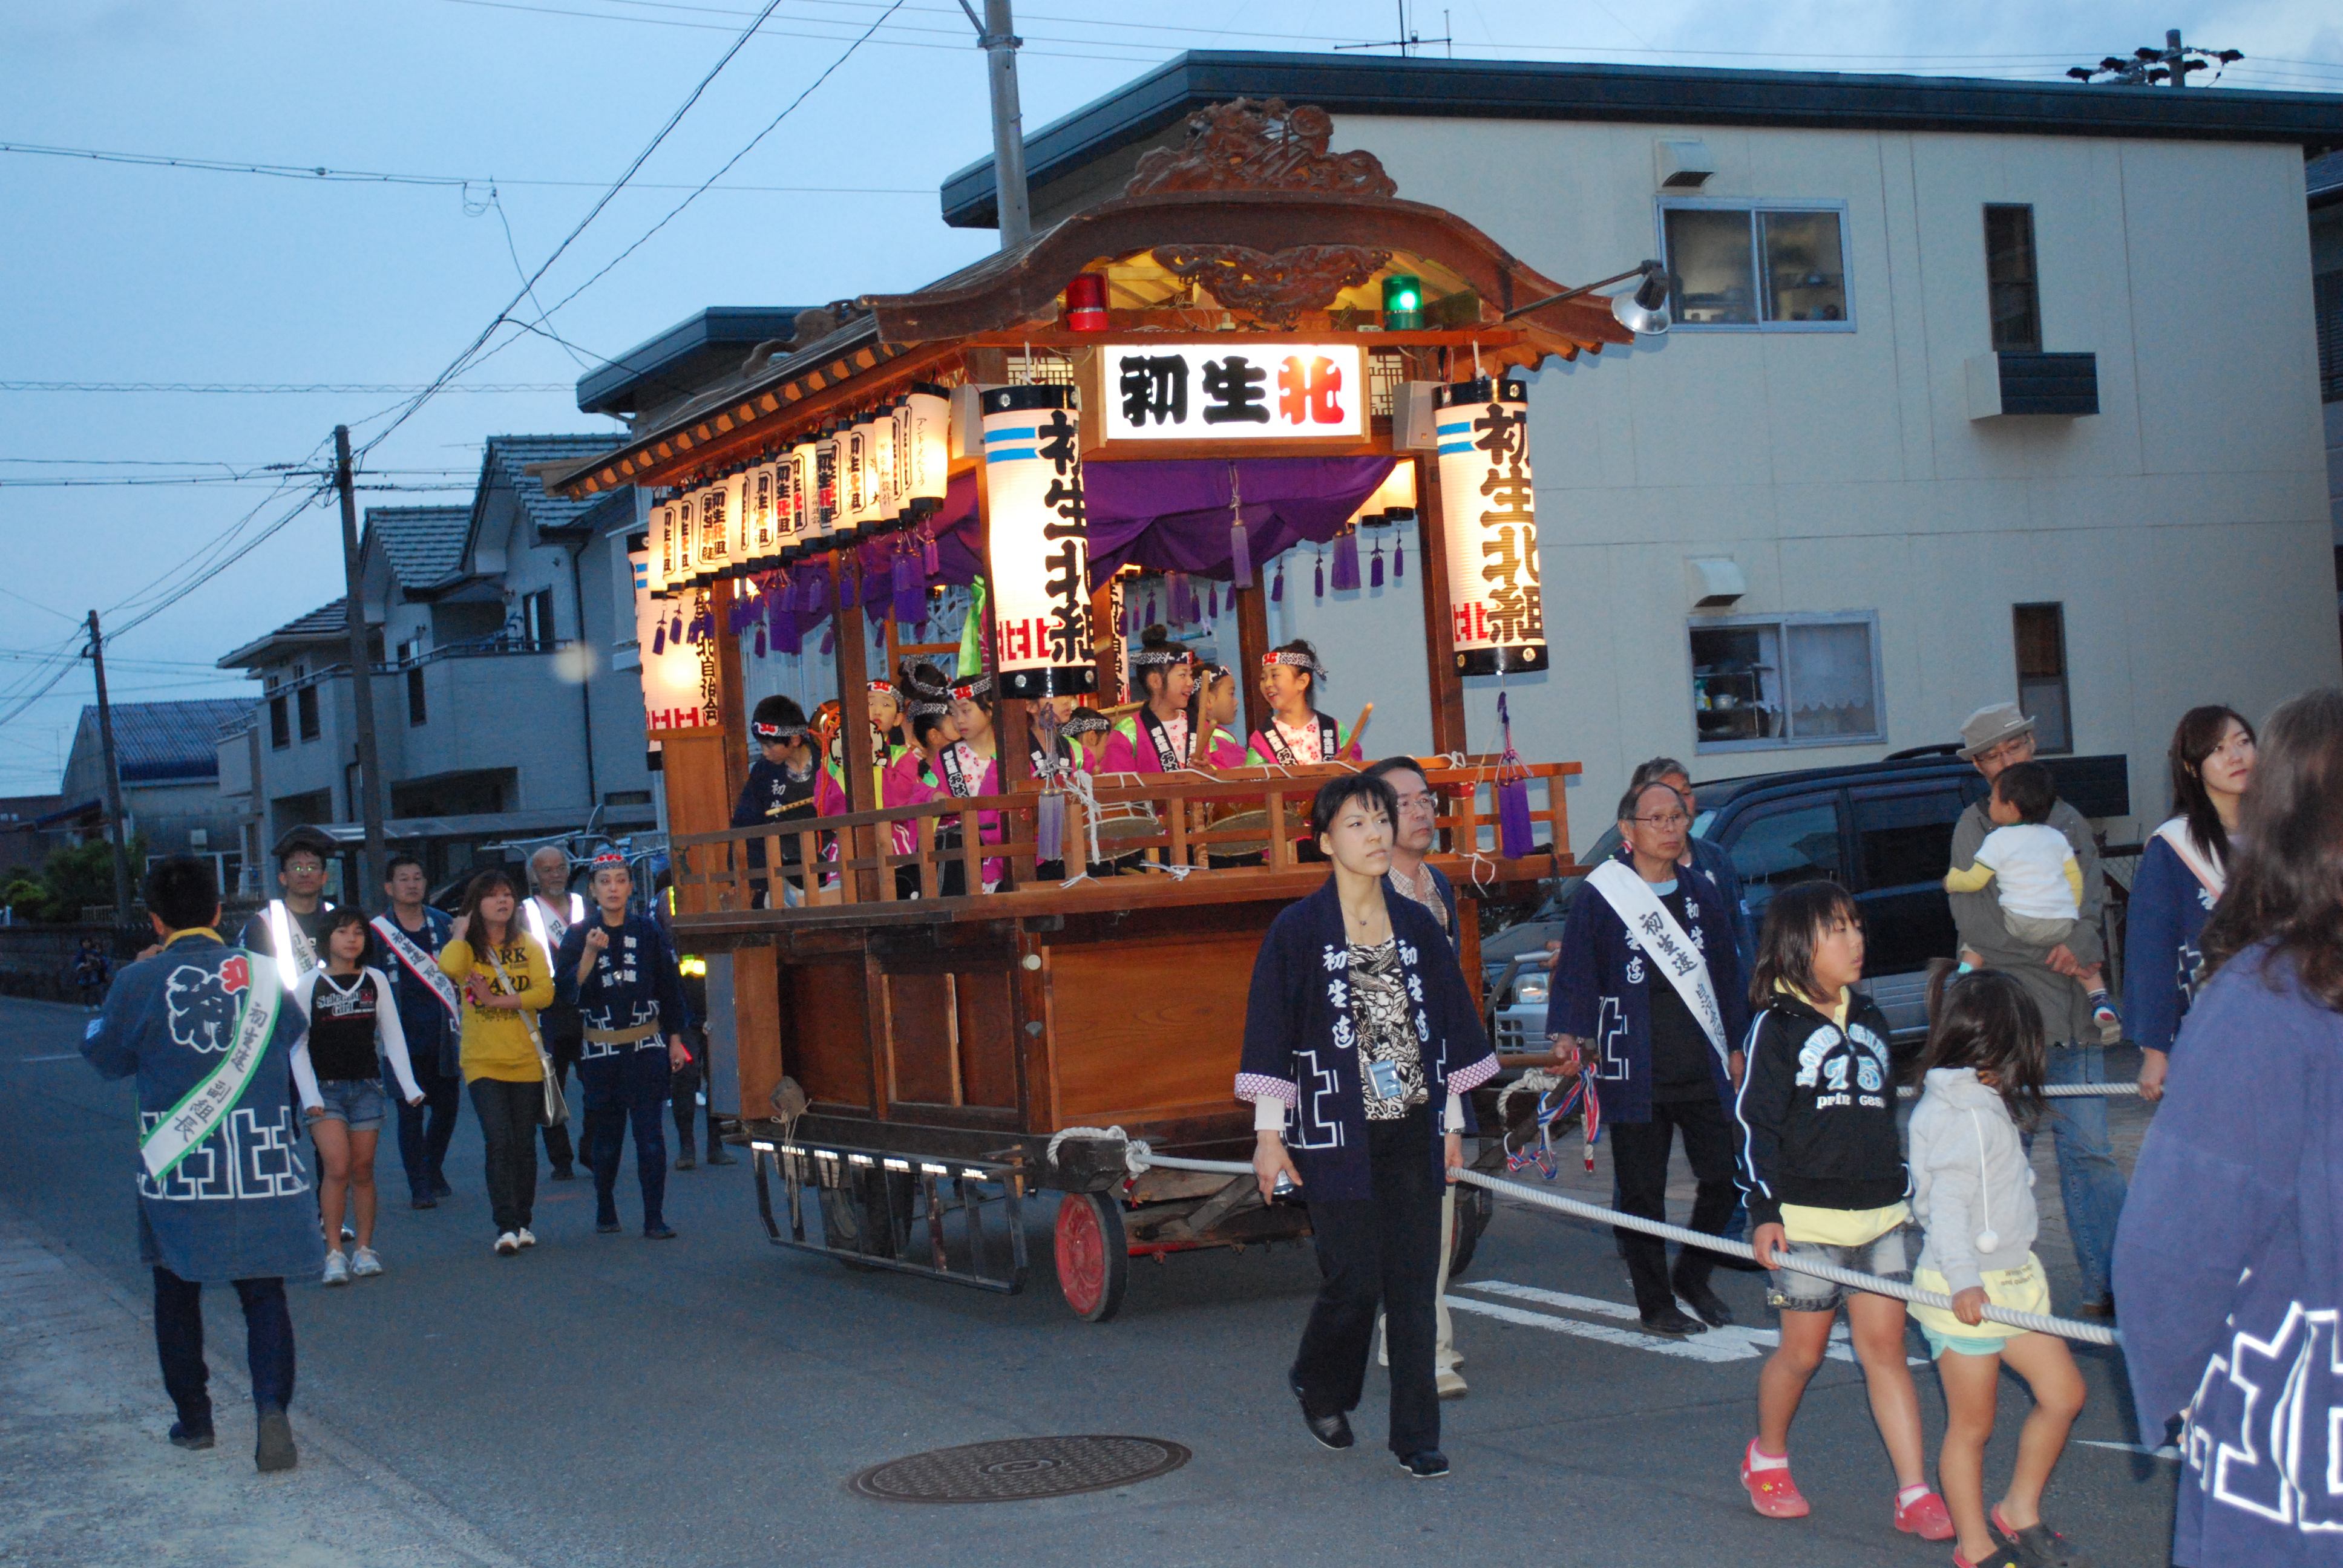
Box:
[1942,761,2120,1042]
[293,908,425,1285]
[1909,965,2086,1568]
[1735,881,1951,1540]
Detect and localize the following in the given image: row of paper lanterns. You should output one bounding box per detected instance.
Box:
[646,385,951,598]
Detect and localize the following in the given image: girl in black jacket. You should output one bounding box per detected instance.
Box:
[1732,881,1950,1541]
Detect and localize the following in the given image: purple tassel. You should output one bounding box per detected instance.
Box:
[669,608,683,643]
[838,564,859,610]
[1229,516,1253,587]
[753,624,767,659]
[1165,571,1188,625]
[818,623,835,656]
[1271,561,1285,603]
[1394,537,1405,580]
[1120,592,1136,638]
[803,569,829,620]
[1207,583,1219,620]
[1144,590,1157,626]
[1036,792,1064,863]
[774,606,802,657]
[921,529,940,577]
[1314,549,1325,601]
[1369,540,1384,589]
[892,549,922,625]
[650,619,666,655]
[1497,776,1535,858]
[1331,532,1360,593]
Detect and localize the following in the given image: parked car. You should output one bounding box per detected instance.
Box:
[1481,748,2131,1051]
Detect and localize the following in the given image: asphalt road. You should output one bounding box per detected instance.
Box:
[0,996,2179,1567]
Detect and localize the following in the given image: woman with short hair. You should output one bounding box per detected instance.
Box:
[2114,689,2343,1568]
[2125,705,2256,1102]
[1239,774,1498,1478]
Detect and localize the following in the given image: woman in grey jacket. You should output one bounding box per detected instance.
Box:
[1909,966,2087,1568]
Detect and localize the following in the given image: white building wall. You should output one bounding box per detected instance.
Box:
[1278,113,2343,848]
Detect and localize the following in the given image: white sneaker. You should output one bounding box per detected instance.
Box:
[350,1246,383,1278]
[515,1227,537,1249]
[494,1232,519,1256]
[321,1250,350,1286]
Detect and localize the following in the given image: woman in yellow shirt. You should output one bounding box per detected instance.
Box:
[438,870,554,1256]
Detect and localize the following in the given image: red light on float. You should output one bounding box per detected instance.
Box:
[1063,272,1109,332]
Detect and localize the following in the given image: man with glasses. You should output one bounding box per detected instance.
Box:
[1948,702,2126,1320]
[1367,757,1467,1396]
[1548,780,1749,1337]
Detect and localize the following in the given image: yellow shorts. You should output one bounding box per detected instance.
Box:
[1910,1253,2051,1356]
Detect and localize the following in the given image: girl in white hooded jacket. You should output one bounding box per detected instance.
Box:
[1908,964,2087,1568]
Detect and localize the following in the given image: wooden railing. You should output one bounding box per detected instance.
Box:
[669,757,1579,921]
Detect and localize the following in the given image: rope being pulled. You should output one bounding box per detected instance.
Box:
[1040,1127,2120,1348]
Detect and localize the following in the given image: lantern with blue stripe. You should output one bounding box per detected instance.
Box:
[1434,377,1545,675]
[980,384,1096,697]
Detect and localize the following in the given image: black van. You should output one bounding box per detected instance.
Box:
[1483,749,2130,1048]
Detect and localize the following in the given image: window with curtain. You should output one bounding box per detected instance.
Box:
[1662,203,1850,330]
[1691,612,1883,750]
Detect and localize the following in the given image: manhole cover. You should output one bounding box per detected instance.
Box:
[848,1436,1191,1504]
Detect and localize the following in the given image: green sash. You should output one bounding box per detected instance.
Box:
[139,950,283,1181]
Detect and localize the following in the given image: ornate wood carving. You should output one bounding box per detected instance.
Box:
[1126,99,1398,201]
[1151,243,1391,328]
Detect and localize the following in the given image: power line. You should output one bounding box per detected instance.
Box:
[0,139,931,193]
[0,381,574,394]
[355,0,799,461]
[425,0,1161,60]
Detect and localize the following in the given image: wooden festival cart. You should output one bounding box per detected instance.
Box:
[544,100,1645,1320]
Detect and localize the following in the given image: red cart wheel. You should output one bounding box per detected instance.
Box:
[1054,1192,1129,1322]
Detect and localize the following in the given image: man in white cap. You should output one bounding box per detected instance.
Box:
[1946,701,2126,1320]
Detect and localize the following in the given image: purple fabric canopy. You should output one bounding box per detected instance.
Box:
[1080,456,1394,585]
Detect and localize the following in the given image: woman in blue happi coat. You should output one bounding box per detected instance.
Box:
[1238,773,1498,1480]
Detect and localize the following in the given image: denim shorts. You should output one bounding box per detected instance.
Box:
[313,1077,387,1131]
[1766,1223,1913,1313]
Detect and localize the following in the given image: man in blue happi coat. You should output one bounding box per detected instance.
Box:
[82,855,323,1472]
[555,852,693,1240]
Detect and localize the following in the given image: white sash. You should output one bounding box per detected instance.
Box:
[1136,708,1185,772]
[266,899,322,993]
[370,913,460,1024]
[2152,817,2227,902]
[522,893,583,958]
[140,950,283,1180]
[1585,860,1729,1068]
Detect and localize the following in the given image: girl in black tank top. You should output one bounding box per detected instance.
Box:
[292,910,424,1284]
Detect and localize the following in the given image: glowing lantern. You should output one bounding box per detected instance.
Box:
[980,384,1095,697]
[747,462,778,567]
[812,428,841,551]
[780,442,810,559]
[672,491,699,586]
[1362,459,1417,522]
[897,384,950,517]
[693,479,732,583]
[867,405,898,529]
[1382,273,1424,330]
[1434,377,1545,675]
[651,495,679,597]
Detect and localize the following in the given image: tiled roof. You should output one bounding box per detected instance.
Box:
[366,506,470,593]
[77,699,255,783]
[481,434,621,538]
[216,598,347,668]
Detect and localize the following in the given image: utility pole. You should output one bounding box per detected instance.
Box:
[2068,27,2240,86]
[960,0,1029,250]
[334,425,388,910]
[83,609,134,923]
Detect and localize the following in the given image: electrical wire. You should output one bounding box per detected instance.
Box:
[0,381,573,394]
[353,0,797,462]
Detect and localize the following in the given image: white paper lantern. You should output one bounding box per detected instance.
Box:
[726,470,756,575]
[1363,459,1417,522]
[811,428,841,551]
[899,384,950,517]
[693,479,733,583]
[672,492,700,586]
[979,384,1095,698]
[747,462,778,567]
[650,496,678,597]
[779,443,810,558]
[1434,377,1545,675]
[867,405,898,528]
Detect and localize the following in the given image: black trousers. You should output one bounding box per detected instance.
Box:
[391,1047,462,1194]
[468,1077,541,1234]
[1610,1093,1738,1315]
[670,1034,719,1158]
[538,1026,583,1170]
[1293,1108,1443,1457]
[153,1267,293,1432]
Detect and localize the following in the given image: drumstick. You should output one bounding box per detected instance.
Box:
[1350,702,1374,748]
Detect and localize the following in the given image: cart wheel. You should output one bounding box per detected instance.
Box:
[1054,1192,1129,1322]
[1447,1181,1494,1281]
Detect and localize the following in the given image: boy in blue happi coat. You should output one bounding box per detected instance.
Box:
[81,855,323,1473]
[555,852,693,1239]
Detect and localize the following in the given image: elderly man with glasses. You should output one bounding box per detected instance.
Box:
[1547,779,1751,1337]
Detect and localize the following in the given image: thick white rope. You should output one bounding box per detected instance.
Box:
[1040,1128,2120,1348]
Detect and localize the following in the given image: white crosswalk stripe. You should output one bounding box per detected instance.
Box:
[1450,1279,1925,1365]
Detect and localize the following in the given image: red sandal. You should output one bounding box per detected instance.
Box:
[1740,1440,1810,1519]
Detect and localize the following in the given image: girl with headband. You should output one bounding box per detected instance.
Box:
[1250,639,1365,766]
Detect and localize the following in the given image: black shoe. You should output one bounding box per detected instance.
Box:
[1288,1371,1353,1451]
[1676,1279,1735,1328]
[643,1224,678,1240]
[1714,1252,1767,1272]
[254,1408,297,1474]
[431,1172,452,1199]
[674,1154,696,1172]
[704,1146,736,1166]
[1992,1509,2085,1568]
[410,1189,437,1210]
[168,1420,214,1451]
[549,1163,575,1182]
[1638,1304,1709,1338]
[1398,1449,1450,1478]
[596,1215,622,1234]
[2074,1295,2117,1322]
